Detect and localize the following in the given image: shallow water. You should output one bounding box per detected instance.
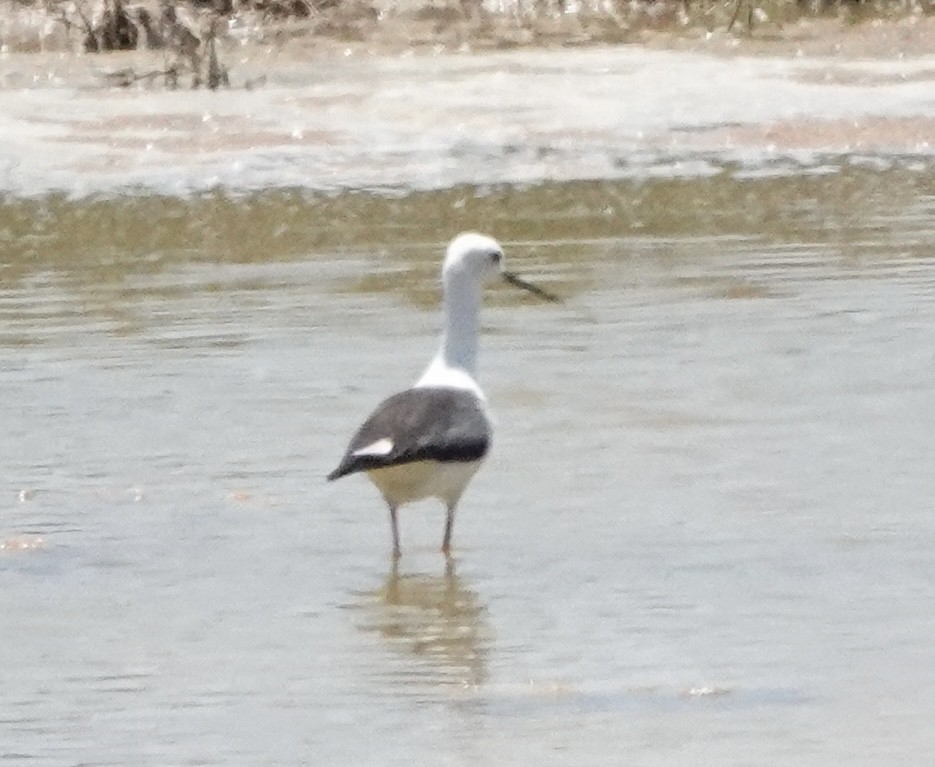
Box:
[1,167,934,764]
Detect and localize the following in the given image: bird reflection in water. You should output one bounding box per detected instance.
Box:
[356,558,491,690]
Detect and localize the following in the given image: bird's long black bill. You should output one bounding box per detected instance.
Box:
[502,271,560,303]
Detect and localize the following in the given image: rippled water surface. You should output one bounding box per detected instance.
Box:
[2,169,934,764]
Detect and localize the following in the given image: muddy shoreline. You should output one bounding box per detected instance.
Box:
[2,3,934,197]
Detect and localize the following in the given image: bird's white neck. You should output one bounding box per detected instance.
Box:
[415,271,483,394]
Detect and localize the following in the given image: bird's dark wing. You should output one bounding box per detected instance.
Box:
[327,387,491,481]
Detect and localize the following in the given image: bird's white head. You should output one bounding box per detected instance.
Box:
[443,232,504,286]
[416,231,559,391]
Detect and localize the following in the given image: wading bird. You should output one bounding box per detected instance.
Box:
[328,233,558,557]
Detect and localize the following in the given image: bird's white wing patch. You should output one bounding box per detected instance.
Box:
[353,438,394,457]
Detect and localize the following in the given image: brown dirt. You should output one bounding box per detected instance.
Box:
[640,14,935,58]
[266,11,935,60]
[665,116,935,153]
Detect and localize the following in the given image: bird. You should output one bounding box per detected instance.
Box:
[328,232,558,558]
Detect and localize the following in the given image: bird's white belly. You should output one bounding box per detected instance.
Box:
[367,459,483,509]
